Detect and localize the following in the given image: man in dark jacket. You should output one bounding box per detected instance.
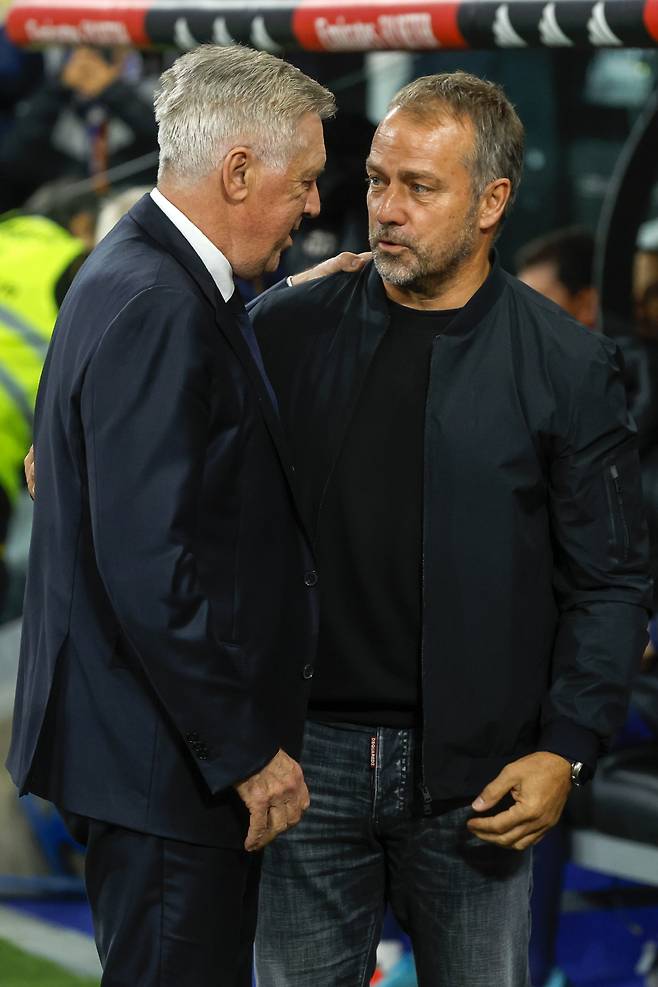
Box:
[249,72,651,986]
[7,45,333,987]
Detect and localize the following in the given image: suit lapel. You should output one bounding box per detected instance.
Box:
[128,195,302,524]
[212,292,296,471]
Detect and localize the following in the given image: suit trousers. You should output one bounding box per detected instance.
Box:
[62,811,261,987]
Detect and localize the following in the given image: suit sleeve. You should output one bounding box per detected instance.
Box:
[539,336,653,771]
[80,285,278,795]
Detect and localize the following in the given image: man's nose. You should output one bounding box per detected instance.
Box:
[374,188,405,226]
[304,182,321,218]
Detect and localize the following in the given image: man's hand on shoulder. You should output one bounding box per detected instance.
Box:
[466,751,572,851]
[25,445,35,499]
[234,748,310,852]
[289,251,372,287]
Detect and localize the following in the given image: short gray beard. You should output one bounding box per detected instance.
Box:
[370,206,479,299]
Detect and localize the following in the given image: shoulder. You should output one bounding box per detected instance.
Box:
[500,269,620,371]
[66,221,211,331]
[499,274,630,442]
[250,268,365,329]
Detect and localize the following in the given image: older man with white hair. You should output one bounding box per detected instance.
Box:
[7,45,333,987]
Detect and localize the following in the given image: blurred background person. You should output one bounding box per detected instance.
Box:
[0,183,153,621]
[0,205,87,618]
[0,44,158,213]
[515,226,599,330]
[0,21,43,145]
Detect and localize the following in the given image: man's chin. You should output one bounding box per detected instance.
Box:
[372,250,416,287]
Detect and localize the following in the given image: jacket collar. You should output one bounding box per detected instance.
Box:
[365,249,506,335]
[130,194,221,312]
[311,250,506,524]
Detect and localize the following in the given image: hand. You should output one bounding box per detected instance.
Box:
[24,445,35,500]
[234,749,310,852]
[641,638,656,672]
[467,751,572,851]
[289,251,371,287]
[61,46,123,100]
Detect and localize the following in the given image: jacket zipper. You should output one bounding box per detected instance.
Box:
[608,464,630,561]
[419,335,441,817]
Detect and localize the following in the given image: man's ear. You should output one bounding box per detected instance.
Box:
[479,178,511,233]
[221,146,253,203]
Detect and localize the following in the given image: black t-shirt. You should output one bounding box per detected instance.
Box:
[309,299,460,726]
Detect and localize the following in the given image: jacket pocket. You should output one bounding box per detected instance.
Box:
[605,462,630,562]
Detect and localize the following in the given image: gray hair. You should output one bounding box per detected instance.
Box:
[154,45,335,183]
[388,72,525,213]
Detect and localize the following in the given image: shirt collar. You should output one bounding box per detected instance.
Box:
[150,187,234,302]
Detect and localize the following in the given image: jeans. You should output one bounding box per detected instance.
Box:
[256,720,531,987]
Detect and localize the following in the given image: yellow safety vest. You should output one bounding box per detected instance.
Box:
[0,214,85,504]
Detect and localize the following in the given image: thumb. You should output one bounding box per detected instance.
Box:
[471,766,515,812]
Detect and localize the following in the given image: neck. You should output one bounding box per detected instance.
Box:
[383,246,492,311]
[158,180,234,259]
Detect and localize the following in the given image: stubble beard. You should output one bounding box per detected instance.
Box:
[370,205,480,299]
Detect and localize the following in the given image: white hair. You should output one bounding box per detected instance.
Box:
[154,45,335,183]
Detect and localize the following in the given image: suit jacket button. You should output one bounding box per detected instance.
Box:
[186,732,200,743]
[302,664,314,680]
[304,570,318,587]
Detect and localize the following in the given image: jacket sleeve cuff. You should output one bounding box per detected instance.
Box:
[195,741,281,797]
[537,718,600,775]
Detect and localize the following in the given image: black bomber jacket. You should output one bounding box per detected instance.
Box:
[249,254,652,803]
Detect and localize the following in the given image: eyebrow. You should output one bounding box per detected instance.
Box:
[400,169,440,184]
[302,163,326,180]
[365,160,440,185]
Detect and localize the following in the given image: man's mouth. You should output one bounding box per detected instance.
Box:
[373,229,411,252]
[281,225,300,250]
[283,223,301,247]
[377,240,409,253]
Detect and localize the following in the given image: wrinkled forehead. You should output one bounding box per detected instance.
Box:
[368,106,475,175]
[375,103,473,146]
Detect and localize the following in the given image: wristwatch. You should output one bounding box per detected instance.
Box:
[570,760,586,786]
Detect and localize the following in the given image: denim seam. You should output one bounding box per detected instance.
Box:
[358,908,383,987]
[398,729,409,815]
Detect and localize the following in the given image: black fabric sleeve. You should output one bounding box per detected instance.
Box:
[540,337,652,770]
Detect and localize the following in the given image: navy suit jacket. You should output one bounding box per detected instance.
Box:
[7,195,319,848]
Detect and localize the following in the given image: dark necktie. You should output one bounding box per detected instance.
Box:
[224,287,279,415]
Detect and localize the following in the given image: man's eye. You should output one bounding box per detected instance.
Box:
[412,184,431,194]
[366,175,382,187]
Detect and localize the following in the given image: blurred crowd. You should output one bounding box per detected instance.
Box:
[0,27,162,614]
